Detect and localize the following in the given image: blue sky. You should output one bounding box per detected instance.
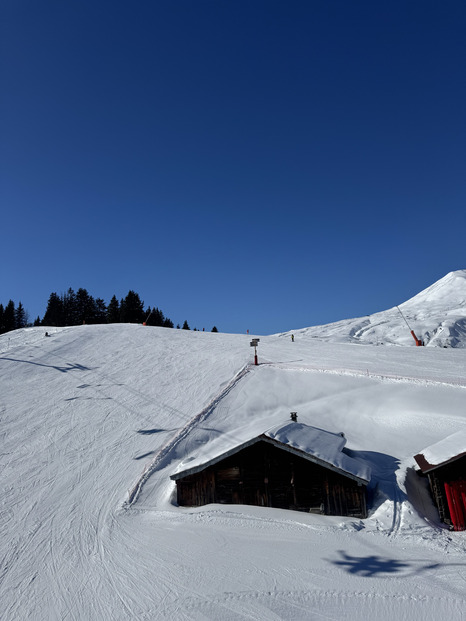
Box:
[1,1,465,334]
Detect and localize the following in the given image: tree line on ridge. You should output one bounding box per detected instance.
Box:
[0,288,218,335]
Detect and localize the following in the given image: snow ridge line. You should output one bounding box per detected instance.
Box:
[125,363,251,507]
[267,362,466,389]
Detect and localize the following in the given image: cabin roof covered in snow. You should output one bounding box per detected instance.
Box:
[414,429,466,473]
[171,421,371,484]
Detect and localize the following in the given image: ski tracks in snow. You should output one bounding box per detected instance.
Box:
[126,363,251,505]
[153,581,466,621]
[388,485,404,539]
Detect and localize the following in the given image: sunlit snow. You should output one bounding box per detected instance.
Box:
[1,271,466,620]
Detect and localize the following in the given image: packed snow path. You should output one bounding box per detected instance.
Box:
[1,325,466,620]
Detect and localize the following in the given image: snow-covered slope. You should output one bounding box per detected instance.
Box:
[1,321,466,620]
[281,270,466,348]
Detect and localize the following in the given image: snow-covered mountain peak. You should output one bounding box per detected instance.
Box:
[282,270,466,348]
[399,269,466,312]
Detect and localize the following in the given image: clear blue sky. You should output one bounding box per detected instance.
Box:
[1,1,465,334]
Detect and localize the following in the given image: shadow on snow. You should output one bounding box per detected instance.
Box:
[0,357,91,373]
[330,550,439,577]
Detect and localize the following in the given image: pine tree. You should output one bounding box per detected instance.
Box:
[3,300,16,332]
[143,305,174,328]
[182,320,190,330]
[63,288,77,326]
[75,288,95,324]
[106,295,120,323]
[42,292,64,326]
[153,307,165,326]
[120,290,145,323]
[145,307,164,326]
[15,302,27,329]
[3,300,15,331]
[94,298,107,323]
[0,304,4,334]
[211,326,218,332]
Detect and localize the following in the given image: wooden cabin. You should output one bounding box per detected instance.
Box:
[171,421,370,518]
[414,430,466,531]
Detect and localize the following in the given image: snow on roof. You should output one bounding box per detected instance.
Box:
[414,428,466,473]
[264,422,371,483]
[171,421,371,484]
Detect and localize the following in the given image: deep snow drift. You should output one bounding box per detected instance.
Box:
[1,274,466,619]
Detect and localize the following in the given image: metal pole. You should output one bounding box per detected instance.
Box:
[396,305,412,330]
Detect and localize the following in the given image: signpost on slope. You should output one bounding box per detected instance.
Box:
[250,338,260,365]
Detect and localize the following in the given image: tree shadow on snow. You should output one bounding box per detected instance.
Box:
[0,357,91,373]
[137,428,175,435]
[331,550,409,576]
[64,396,112,401]
[134,451,157,460]
[136,426,222,436]
[329,550,466,578]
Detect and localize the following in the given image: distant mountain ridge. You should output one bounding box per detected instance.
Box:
[281,270,466,348]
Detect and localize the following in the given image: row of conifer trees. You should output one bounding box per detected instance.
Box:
[0,288,218,335]
[0,300,28,334]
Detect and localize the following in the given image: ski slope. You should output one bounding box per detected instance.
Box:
[2,270,466,620]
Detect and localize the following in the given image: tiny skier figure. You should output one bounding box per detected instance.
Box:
[291,334,294,342]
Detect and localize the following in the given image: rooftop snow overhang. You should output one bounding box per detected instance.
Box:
[414,449,466,474]
[171,424,371,485]
[414,429,466,474]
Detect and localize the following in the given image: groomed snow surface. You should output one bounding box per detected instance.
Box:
[1,323,466,620]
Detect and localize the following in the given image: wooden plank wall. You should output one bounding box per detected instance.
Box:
[176,440,367,518]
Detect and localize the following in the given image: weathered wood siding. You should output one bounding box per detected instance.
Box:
[176,440,367,518]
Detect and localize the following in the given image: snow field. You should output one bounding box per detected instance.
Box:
[1,323,466,619]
